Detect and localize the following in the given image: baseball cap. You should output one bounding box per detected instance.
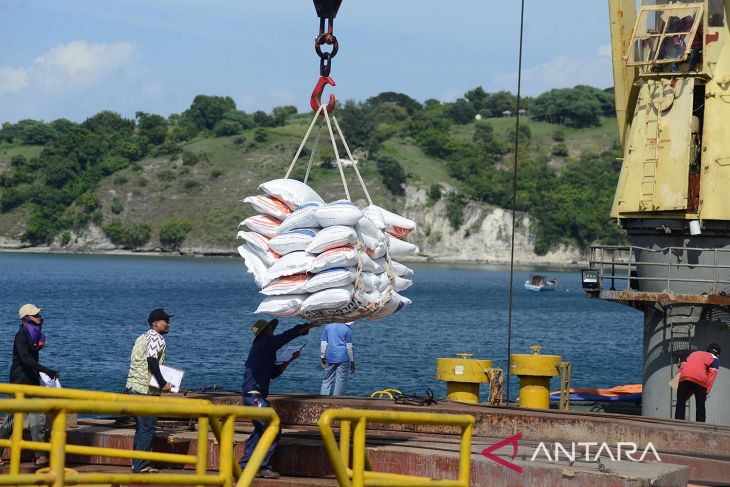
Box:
[19,304,42,319]
[252,318,278,337]
[148,308,174,324]
[707,343,722,356]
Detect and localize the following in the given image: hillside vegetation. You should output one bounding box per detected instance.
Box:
[0,85,626,256]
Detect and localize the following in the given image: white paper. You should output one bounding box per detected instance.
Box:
[275,344,305,366]
[150,364,185,393]
[39,372,61,388]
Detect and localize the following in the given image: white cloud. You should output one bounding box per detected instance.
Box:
[0,67,29,93]
[33,40,136,86]
[494,47,613,95]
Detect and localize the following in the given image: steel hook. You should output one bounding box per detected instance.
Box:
[310,76,336,113]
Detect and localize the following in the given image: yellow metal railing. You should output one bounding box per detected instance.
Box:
[0,392,279,487]
[318,408,474,487]
[369,389,402,399]
[0,383,246,480]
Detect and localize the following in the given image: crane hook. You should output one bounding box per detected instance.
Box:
[310,76,336,113]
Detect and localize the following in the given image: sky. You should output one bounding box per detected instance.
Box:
[0,1,614,123]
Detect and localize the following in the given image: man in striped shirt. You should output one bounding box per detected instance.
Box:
[125,308,173,473]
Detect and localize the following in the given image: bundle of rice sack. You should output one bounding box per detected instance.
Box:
[237,178,417,322]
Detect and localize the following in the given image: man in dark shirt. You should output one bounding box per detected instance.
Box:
[0,304,59,467]
[238,318,316,478]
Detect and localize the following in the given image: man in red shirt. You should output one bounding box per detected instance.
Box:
[675,343,721,422]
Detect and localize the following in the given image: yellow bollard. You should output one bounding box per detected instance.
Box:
[436,354,492,403]
[511,346,561,409]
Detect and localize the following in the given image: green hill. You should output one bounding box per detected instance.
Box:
[0,86,626,256]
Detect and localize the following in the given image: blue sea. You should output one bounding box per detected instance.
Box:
[0,253,642,400]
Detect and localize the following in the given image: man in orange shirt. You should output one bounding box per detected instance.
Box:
[675,343,721,422]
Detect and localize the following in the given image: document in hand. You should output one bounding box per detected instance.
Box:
[275,344,305,366]
[39,372,61,388]
[150,364,185,393]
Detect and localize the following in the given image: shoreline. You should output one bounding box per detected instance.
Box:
[0,245,587,270]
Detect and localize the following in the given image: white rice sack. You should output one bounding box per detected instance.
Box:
[237,244,272,288]
[267,251,314,279]
[309,247,358,273]
[359,231,386,259]
[260,178,324,210]
[391,261,414,278]
[236,231,279,266]
[261,274,310,296]
[366,292,412,320]
[368,204,416,239]
[356,216,381,238]
[300,284,354,313]
[307,225,358,254]
[277,202,322,234]
[360,272,377,292]
[341,291,382,319]
[360,253,384,274]
[316,200,363,227]
[268,229,317,255]
[363,206,385,230]
[303,267,356,293]
[256,294,307,317]
[387,235,419,259]
[243,195,292,220]
[393,276,413,292]
[241,215,282,238]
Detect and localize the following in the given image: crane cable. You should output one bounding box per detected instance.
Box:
[506,0,527,406]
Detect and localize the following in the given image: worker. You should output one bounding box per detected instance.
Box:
[239,319,318,479]
[674,343,721,422]
[320,322,355,396]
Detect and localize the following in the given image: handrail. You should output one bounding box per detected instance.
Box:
[0,395,279,487]
[0,383,243,480]
[588,244,730,294]
[318,408,474,487]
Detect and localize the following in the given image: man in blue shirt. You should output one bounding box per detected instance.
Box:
[239,318,316,479]
[320,322,355,396]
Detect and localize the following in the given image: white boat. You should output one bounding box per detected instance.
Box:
[524,274,557,292]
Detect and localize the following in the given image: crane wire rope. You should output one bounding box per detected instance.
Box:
[506,0,527,405]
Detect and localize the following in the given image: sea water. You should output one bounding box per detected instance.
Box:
[0,253,642,400]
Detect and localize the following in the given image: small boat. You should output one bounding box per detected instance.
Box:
[524,274,557,291]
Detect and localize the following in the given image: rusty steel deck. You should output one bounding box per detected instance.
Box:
[23,393,725,486]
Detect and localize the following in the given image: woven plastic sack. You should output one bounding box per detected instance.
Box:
[267,251,314,279]
[306,225,358,254]
[308,246,358,273]
[236,231,279,266]
[237,244,272,288]
[241,215,281,238]
[277,202,322,234]
[260,178,324,209]
[316,200,363,227]
[256,294,307,316]
[261,274,310,296]
[303,267,357,293]
[268,229,317,255]
[243,194,292,220]
[300,284,354,313]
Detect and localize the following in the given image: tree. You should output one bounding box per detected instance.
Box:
[366,92,422,114]
[375,155,406,196]
[135,112,168,145]
[160,219,192,250]
[473,122,494,145]
[252,111,275,127]
[448,98,477,124]
[183,95,236,131]
[530,85,613,128]
[272,105,298,126]
[464,86,488,112]
[82,111,134,136]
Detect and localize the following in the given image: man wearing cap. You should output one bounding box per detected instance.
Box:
[125,308,173,473]
[675,343,721,422]
[238,318,317,479]
[0,304,59,467]
[320,322,356,396]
